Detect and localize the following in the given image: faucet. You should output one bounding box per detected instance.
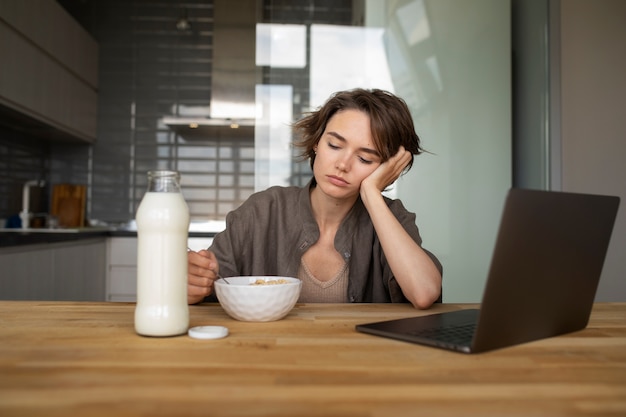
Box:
[20,180,45,229]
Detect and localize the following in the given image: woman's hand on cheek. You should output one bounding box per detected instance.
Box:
[361,146,411,194]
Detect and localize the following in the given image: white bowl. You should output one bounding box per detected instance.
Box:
[214,276,302,322]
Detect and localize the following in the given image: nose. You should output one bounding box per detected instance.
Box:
[335,153,350,172]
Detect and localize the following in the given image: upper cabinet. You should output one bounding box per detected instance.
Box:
[0,0,98,143]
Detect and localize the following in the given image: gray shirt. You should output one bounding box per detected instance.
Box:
[209,180,442,303]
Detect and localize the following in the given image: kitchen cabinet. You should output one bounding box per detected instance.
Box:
[0,238,106,301]
[107,236,214,302]
[0,0,98,142]
[106,237,137,302]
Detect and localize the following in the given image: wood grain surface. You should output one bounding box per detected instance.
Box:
[50,184,86,227]
[0,301,624,417]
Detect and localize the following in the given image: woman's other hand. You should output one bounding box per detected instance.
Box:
[360,146,412,195]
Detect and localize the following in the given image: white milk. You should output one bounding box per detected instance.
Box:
[134,191,190,336]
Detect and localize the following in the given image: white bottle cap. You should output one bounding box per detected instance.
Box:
[188,326,229,340]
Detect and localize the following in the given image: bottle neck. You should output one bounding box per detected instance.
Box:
[147,170,181,193]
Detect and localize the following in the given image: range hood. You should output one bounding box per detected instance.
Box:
[163,114,255,140]
[164,0,258,140]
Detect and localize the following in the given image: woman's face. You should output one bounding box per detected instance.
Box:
[313,109,382,201]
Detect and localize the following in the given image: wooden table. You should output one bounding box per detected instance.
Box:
[0,302,625,417]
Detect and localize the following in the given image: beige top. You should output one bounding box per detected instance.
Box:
[297,258,349,303]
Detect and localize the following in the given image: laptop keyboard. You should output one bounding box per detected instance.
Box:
[409,323,476,344]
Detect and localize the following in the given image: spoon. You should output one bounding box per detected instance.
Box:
[188,247,231,284]
[215,271,231,285]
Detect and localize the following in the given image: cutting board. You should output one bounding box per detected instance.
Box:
[51,184,87,228]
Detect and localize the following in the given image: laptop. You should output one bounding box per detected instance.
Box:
[356,188,620,354]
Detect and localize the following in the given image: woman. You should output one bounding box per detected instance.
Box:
[187,88,442,308]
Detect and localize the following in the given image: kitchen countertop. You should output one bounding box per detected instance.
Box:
[0,228,112,247]
[0,222,223,248]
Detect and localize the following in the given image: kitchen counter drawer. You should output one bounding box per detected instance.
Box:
[0,238,106,301]
[108,236,137,266]
[107,237,137,302]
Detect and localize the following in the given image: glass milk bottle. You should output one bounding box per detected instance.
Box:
[134,170,190,336]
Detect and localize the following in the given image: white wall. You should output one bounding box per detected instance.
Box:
[559,0,626,301]
[374,0,512,302]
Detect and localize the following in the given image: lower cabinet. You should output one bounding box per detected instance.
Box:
[0,238,107,301]
[106,236,213,302]
[0,235,214,302]
[106,237,137,302]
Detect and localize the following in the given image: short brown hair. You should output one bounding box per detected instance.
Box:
[292,88,424,171]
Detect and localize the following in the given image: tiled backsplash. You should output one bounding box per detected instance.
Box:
[1,0,353,225]
[0,126,93,225]
[89,0,252,223]
[0,129,50,221]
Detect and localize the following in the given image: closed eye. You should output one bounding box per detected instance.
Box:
[324,132,381,164]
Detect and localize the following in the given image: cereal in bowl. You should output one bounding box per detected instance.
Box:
[251,278,289,286]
